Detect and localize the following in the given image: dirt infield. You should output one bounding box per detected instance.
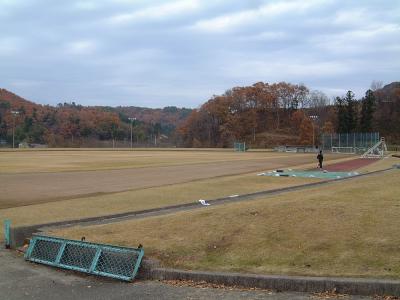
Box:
[0,152,350,209]
[324,158,380,172]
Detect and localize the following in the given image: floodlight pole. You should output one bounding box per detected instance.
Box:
[11,110,19,149]
[310,115,318,148]
[128,117,136,148]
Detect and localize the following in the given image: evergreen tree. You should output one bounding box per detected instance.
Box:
[360,89,375,132]
[335,96,347,133]
[344,91,357,132]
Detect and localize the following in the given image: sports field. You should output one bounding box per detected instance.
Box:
[1,149,399,279]
[0,149,354,232]
[0,149,353,209]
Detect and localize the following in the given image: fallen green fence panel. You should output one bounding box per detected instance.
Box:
[25,234,144,281]
[4,220,11,249]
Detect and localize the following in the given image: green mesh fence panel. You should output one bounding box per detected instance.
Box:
[25,235,144,281]
[4,220,11,248]
[234,142,246,152]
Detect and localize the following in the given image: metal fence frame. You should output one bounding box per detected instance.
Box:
[322,132,380,153]
[25,235,144,281]
[4,220,11,248]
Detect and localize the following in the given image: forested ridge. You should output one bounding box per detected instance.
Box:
[0,89,192,147]
[180,81,400,147]
[0,81,399,148]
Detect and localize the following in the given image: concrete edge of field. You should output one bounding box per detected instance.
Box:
[6,166,397,249]
[138,260,400,297]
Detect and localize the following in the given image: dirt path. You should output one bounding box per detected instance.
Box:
[0,155,325,208]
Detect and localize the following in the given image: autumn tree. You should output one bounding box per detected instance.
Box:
[322,121,335,134]
[290,110,305,135]
[299,117,313,145]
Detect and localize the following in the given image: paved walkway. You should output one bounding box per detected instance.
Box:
[0,247,372,300]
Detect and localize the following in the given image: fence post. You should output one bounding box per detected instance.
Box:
[4,220,11,249]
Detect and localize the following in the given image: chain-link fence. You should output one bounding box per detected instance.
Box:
[321,132,380,153]
[25,235,144,281]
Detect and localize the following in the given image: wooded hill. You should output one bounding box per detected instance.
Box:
[0,81,399,148]
[0,89,192,147]
[179,81,400,147]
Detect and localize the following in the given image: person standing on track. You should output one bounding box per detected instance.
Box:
[317,150,324,169]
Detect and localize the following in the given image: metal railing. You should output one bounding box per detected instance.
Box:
[25,235,144,281]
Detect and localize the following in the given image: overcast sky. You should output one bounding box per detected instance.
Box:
[1,0,399,108]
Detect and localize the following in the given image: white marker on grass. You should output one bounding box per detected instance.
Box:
[199,199,210,206]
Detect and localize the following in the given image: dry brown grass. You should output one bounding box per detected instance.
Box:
[0,151,386,237]
[50,169,400,279]
[0,173,320,228]
[0,149,300,174]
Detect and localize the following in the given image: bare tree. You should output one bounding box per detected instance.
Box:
[370,80,383,91]
[307,90,330,108]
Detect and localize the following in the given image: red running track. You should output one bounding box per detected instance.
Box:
[323,158,379,172]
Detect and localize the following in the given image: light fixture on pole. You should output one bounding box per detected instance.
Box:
[128,117,136,148]
[11,110,19,149]
[310,115,318,147]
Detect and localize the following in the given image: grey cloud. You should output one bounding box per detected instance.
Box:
[0,0,399,107]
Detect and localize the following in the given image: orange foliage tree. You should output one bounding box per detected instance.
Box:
[299,117,314,145]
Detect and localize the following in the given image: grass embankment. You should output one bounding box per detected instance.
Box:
[51,169,400,279]
[0,173,320,234]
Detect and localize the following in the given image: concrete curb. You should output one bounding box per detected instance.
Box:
[141,266,400,297]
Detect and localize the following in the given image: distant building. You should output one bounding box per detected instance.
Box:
[30,144,48,148]
[18,142,48,148]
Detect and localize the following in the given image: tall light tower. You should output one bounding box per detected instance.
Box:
[128,117,136,148]
[310,115,318,148]
[11,110,19,149]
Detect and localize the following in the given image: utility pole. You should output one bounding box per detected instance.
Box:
[128,117,136,148]
[11,110,19,149]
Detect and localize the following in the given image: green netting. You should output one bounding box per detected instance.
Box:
[258,170,359,179]
[321,132,380,153]
[234,142,246,152]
